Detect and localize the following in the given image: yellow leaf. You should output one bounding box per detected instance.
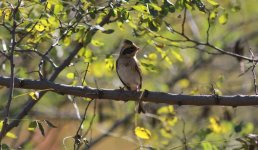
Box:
[92,40,104,47]
[133,5,148,13]
[160,128,172,138]
[29,92,39,100]
[6,132,17,139]
[135,127,151,140]
[207,0,219,7]
[218,13,228,25]
[148,53,157,60]
[157,105,174,114]
[66,72,75,79]
[178,79,190,88]
[63,37,71,46]
[171,50,183,62]
[149,3,162,11]
[35,23,45,32]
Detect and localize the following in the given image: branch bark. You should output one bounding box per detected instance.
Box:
[1,76,258,106]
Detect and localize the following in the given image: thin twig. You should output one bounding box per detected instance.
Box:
[206,11,211,44]
[249,49,258,95]
[0,0,22,143]
[182,8,187,35]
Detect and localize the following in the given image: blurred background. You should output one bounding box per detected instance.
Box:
[1,0,258,149]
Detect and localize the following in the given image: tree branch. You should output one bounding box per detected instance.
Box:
[1,76,258,106]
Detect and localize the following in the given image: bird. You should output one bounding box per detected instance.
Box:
[116,39,145,113]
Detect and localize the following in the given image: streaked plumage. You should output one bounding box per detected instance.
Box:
[116,39,145,113]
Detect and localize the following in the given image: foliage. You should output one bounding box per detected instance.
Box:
[0,0,258,149]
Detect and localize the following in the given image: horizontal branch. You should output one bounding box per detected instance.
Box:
[0,76,258,106]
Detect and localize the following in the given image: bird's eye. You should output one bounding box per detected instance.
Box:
[122,47,135,55]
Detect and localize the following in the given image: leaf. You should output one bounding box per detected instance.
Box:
[102,29,115,34]
[207,0,219,7]
[37,121,45,136]
[202,142,213,150]
[157,106,174,114]
[148,53,157,60]
[135,127,151,140]
[133,5,148,13]
[29,92,39,100]
[92,40,104,46]
[44,120,57,128]
[171,50,183,62]
[149,3,162,11]
[66,72,75,79]
[6,132,17,139]
[160,128,172,138]
[218,13,228,25]
[0,144,9,150]
[28,121,37,131]
[105,56,114,71]
[35,23,45,32]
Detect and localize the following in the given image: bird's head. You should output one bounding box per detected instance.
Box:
[120,39,140,57]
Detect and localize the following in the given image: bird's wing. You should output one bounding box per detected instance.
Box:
[135,60,142,90]
[116,58,131,90]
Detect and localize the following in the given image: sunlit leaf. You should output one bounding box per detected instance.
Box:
[29,92,39,100]
[202,142,215,150]
[133,5,148,13]
[92,40,104,46]
[66,72,75,79]
[6,132,17,139]
[207,0,219,7]
[105,56,114,71]
[28,121,37,131]
[218,13,228,25]
[171,50,183,62]
[35,23,45,32]
[160,128,172,138]
[54,4,63,14]
[178,79,190,88]
[135,127,151,140]
[149,3,162,11]
[157,105,174,114]
[63,37,71,47]
[148,53,157,60]
[209,11,217,21]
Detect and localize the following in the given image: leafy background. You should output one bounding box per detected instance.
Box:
[0,0,258,149]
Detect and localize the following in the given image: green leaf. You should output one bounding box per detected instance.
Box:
[201,142,213,150]
[0,144,10,150]
[207,0,219,7]
[218,13,228,25]
[28,121,37,131]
